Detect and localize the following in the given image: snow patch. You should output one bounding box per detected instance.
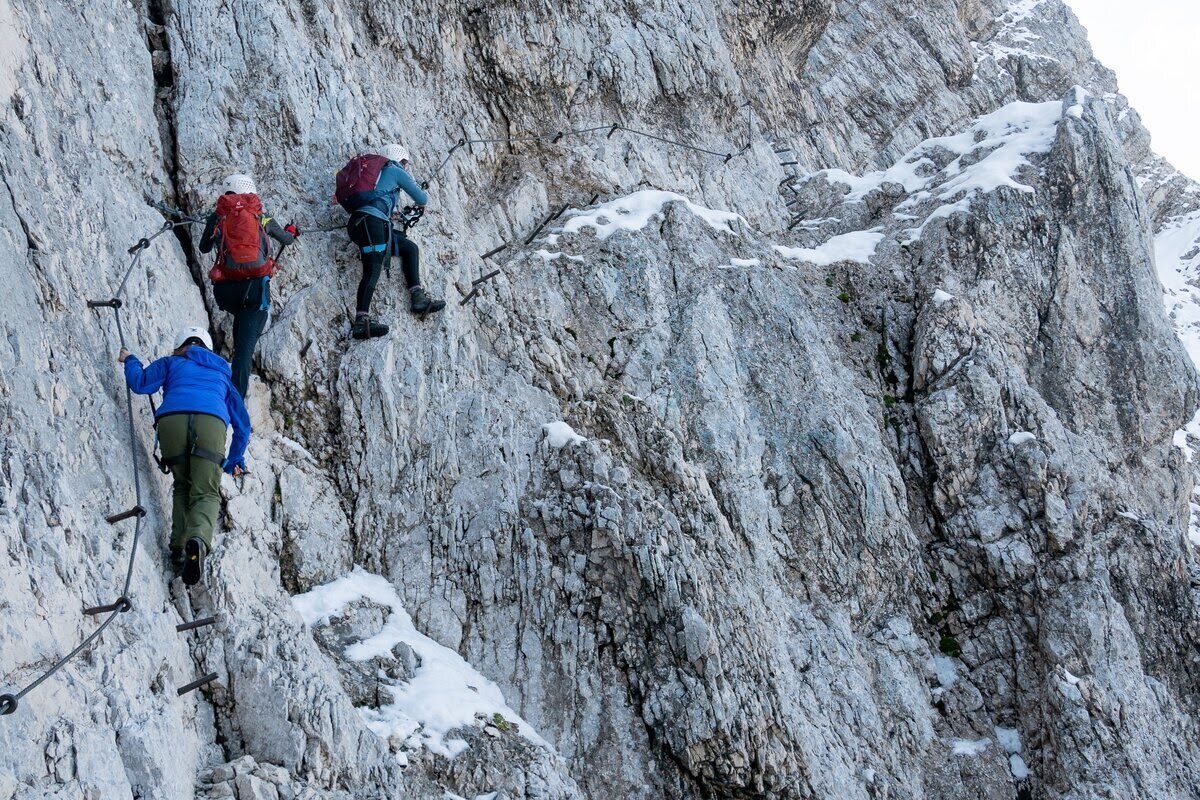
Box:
[561,190,742,240]
[1008,431,1036,446]
[292,568,549,759]
[951,738,990,756]
[932,289,955,306]
[1155,211,1200,544]
[534,249,584,263]
[994,726,1021,755]
[775,230,884,266]
[817,101,1061,210]
[543,421,586,448]
[930,655,957,697]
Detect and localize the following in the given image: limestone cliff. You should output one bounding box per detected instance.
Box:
[2,1,1198,798]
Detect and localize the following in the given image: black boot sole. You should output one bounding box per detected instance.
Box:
[182,538,205,586]
[412,302,446,317]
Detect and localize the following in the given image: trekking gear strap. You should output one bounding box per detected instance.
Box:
[158,414,225,470]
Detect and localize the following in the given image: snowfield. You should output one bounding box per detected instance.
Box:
[293,569,550,759]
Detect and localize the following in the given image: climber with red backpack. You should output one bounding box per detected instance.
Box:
[335,143,445,339]
[198,174,298,397]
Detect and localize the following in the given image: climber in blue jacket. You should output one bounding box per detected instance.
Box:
[118,326,251,585]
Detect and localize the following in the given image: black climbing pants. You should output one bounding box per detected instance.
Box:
[212,277,269,398]
[347,213,420,315]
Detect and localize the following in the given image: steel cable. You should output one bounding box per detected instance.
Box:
[1,213,200,717]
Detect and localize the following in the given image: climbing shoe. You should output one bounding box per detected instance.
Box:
[182,537,206,586]
[410,288,445,316]
[351,317,390,339]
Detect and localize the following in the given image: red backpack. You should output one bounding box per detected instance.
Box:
[335,154,389,211]
[210,193,274,282]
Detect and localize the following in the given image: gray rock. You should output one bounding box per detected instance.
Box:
[1,1,1199,799]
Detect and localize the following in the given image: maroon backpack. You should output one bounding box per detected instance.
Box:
[335,154,389,211]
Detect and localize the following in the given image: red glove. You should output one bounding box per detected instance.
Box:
[285,223,300,237]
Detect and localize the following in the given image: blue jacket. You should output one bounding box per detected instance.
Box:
[354,161,429,221]
[124,347,251,473]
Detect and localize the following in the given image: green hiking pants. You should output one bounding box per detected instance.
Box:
[157,413,226,551]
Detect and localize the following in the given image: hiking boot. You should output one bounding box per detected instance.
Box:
[182,537,206,586]
[410,288,445,316]
[351,317,390,339]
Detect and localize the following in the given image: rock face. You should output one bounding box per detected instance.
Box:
[2,1,1199,799]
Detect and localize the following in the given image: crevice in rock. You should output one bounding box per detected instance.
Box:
[2,173,37,252]
[139,0,211,320]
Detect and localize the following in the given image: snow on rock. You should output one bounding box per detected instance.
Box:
[994,726,1021,755]
[932,289,955,306]
[560,190,742,240]
[535,249,585,263]
[1155,210,1200,369]
[293,568,550,759]
[930,655,957,697]
[994,727,1030,779]
[1154,211,1200,543]
[1008,431,1037,446]
[951,738,990,756]
[543,421,587,448]
[817,100,1062,208]
[774,230,884,266]
[718,257,762,269]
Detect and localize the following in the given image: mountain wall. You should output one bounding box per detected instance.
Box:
[2,1,1199,798]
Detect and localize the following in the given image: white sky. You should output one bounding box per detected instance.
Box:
[1065,0,1200,179]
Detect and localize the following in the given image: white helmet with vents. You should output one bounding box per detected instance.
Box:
[174,326,213,350]
[379,143,410,164]
[222,173,257,195]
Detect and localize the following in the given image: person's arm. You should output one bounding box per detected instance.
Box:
[386,163,429,206]
[223,385,252,473]
[263,215,296,246]
[123,354,170,395]
[198,212,218,254]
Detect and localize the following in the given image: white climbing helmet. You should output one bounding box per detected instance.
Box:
[222,173,257,195]
[379,143,410,164]
[174,326,213,351]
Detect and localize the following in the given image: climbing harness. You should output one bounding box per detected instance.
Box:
[0,207,219,718]
[157,413,227,471]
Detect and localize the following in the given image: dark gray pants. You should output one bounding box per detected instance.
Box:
[213,277,269,397]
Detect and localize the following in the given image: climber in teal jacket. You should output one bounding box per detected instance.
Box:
[339,143,444,340]
[118,326,251,585]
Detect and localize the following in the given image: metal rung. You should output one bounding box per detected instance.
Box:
[524,217,553,245]
[87,299,122,309]
[779,176,797,187]
[0,693,16,716]
[480,243,508,260]
[177,672,217,696]
[176,616,216,633]
[83,596,132,615]
[779,160,799,167]
[473,269,501,286]
[105,506,146,525]
[459,287,480,306]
